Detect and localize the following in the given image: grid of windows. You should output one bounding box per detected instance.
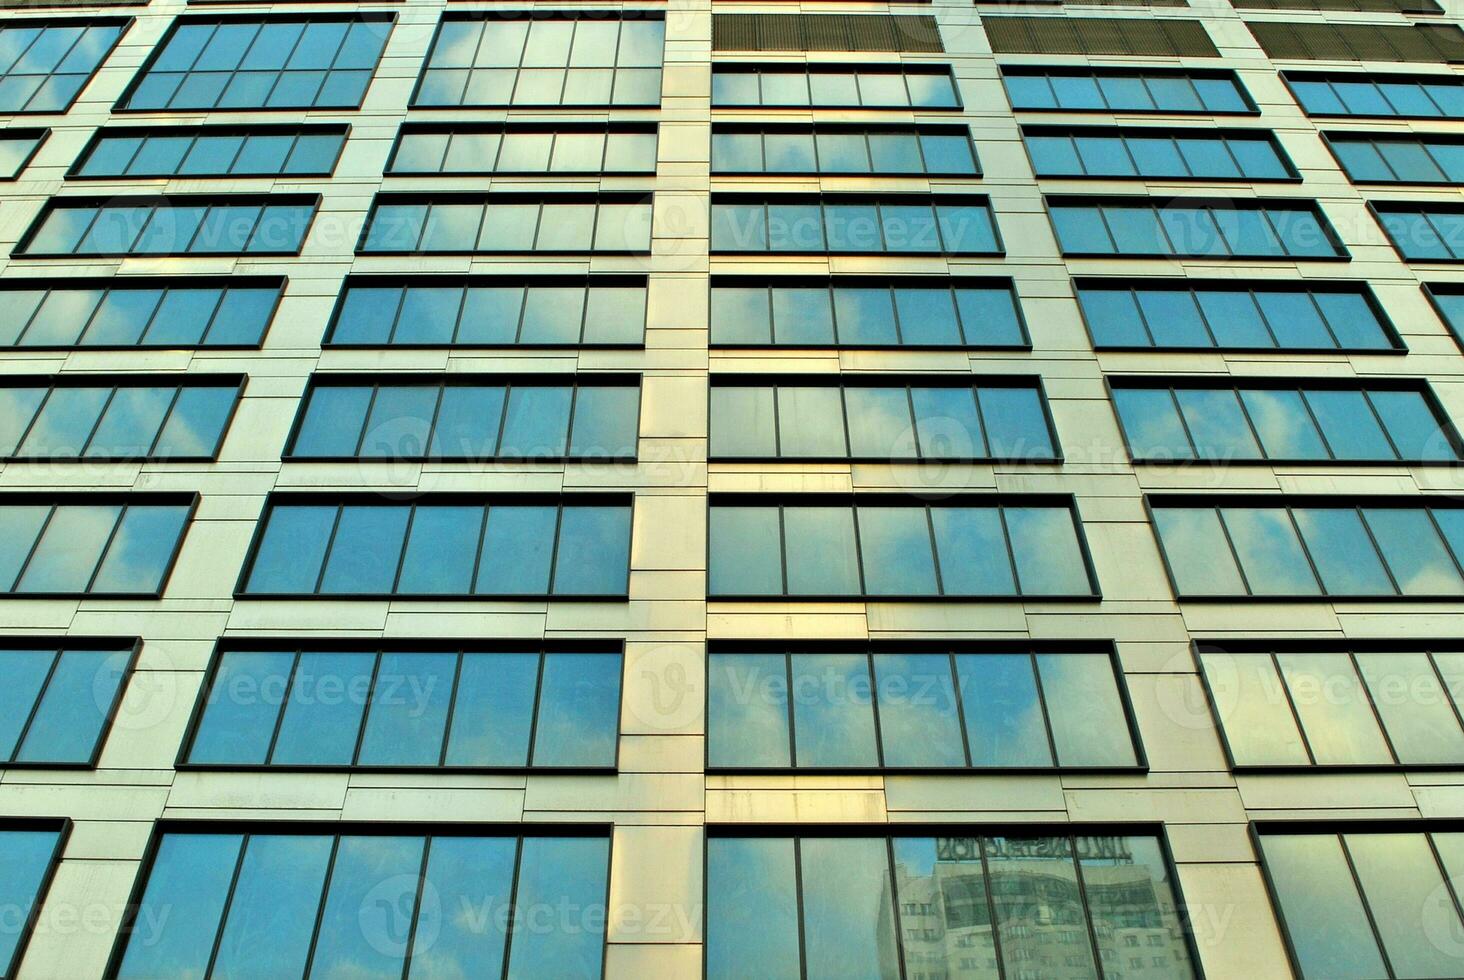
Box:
[325,277,646,348]
[184,645,621,770]
[1025,126,1294,180]
[0,279,280,349]
[71,125,345,178]
[0,822,66,979]
[711,125,978,175]
[1077,280,1398,351]
[0,130,44,180]
[240,496,632,598]
[0,642,133,768]
[1327,133,1464,184]
[706,831,1197,980]
[119,14,390,111]
[112,827,610,980]
[707,645,1138,770]
[388,124,657,175]
[1372,202,1464,261]
[0,377,242,461]
[1257,827,1464,979]
[1285,70,1464,118]
[1150,498,1464,598]
[711,64,959,108]
[286,376,639,461]
[0,496,193,597]
[0,19,125,113]
[1050,198,1344,258]
[1199,644,1464,768]
[359,194,652,255]
[415,13,664,108]
[709,496,1095,598]
[17,196,317,257]
[1111,379,1459,463]
[711,278,1028,348]
[711,196,999,255]
[709,376,1057,461]
[1002,66,1253,113]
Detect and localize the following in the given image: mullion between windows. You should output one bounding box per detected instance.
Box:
[490,384,514,456]
[1276,506,1327,596]
[201,832,251,979]
[465,506,491,595]
[777,505,790,596]
[420,384,447,460]
[1257,208,1297,259]
[1350,506,1405,596]
[4,504,55,593]
[398,837,434,980]
[974,838,1008,977]
[1271,651,1321,766]
[309,505,346,595]
[80,504,129,594]
[994,506,1025,597]
[1092,206,1120,254]
[1211,507,1257,596]
[263,651,303,765]
[1424,832,1464,945]
[1292,389,1341,461]
[784,652,798,767]
[792,839,809,980]
[944,651,974,767]
[543,505,567,595]
[348,651,386,766]
[299,835,344,980]
[435,652,465,767]
[1426,650,1464,745]
[1163,388,1203,459]
[1422,211,1463,260]
[1199,205,1236,258]
[1225,386,1274,463]
[10,285,54,347]
[7,649,61,763]
[446,285,471,345]
[9,388,54,460]
[1423,507,1464,582]
[1300,291,1345,350]
[1066,842,1113,980]
[273,134,303,177]
[1242,290,1286,349]
[497,837,526,978]
[863,652,887,769]
[881,837,911,979]
[967,384,994,458]
[1025,651,1063,767]
[382,288,411,345]
[351,386,380,456]
[388,505,417,593]
[77,387,121,457]
[1357,390,1407,461]
[1348,650,1404,766]
[143,386,187,458]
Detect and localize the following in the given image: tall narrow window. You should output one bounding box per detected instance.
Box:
[416,12,664,107]
[0,821,67,979]
[118,15,391,111]
[112,827,610,980]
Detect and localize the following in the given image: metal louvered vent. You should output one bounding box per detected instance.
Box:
[982,16,1218,55]
[1235,0,1440,12]
[1249,21,1464,62]
[711,14,944,52]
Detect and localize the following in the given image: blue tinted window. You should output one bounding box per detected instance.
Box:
[712,197,997,254]
[77,127,344,178]
[124,16,389,110]
[0,379,240,460]
[21,199,314,257]
[361,197,651,254]
[189,648,619,769]
[0,500,189,597]
[1376,204,1464,260]
[1290,72,1464,118]
[241,499,631,598]
[0,647,130,766]
[712,126,977,175]
[1027,127,1289,179]
[1053,200,1340,258]
[713,66,957,108]
[0,827,60,972]
[0,131,43,180]
[1006,68,1250,113]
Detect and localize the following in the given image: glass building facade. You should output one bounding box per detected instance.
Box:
[0,0,1461,977]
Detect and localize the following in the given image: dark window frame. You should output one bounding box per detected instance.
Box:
[281,372,641,462]
[1074,276,1405,353]
[0,373,245,462]
[707,490,1101,602]
[1282,69,1464,120]
[707,373,1061,463]
[1369,199,1464,262]
[1022,123,1301,182]
[0,276,283,351]
[0,637,140,770]
[1146,492,1464,602]
[0,491,198,600]
[176,637,625,774]
[411,9,666,110]
[234,491,635,601]
[1251,819,1464,980]
[112,11,396,114]
[0,816,70,980]
[702,821,1206,980]
[1422,280,1464,351]
[1196,638,1464,774]
[1046,194,1349,260]
[13,193,321,258]
[704,639,1146,774]
[0,128,48,182]
[710,192,1003,256]
[1323,130,1464,186]
[0,16,131,115]
[385,121,658,177]
[709,274,1033,351]
[355,191,653,256]
[67,123,349,179]
[1107,374,1462,464]
[103,820,614,980]
[710,122,980,177]
[709,62,963,110]
[1000,64,1260,115]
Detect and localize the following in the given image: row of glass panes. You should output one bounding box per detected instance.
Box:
[1152,502,1464,598]
[20,198,315,257]
[187,648,620,769]
[710,65,959,108]
[288,379,640,461]
[711,126,979,176]
[241,501,632,598]
[709,501,1094,598]
[708,649,1137,770]
[0,379,239,460]
[1025,127,1292,180]
[1111,381,1458,462]
[1050,200,1342,258]
[708,379,1056,461]
[0,501,190,597]
[358,197,652,254]
[709,198,999,254]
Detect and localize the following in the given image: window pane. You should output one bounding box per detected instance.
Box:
[1005,507,1090,595]
[357,652,456,766]
[1363,508,1464,595]
[1277,653,1392,764]
[188,651,293,764]
[17,504,117,593]
[911,387,983,459]
[985,836,1095,977]
[783,507,859,595]
[791,653,876,767]
[1198,652,1309,766]
[800,838,901,979]
[1259,834,1387,980]
[709,507,781,595]
[1346,833,1464,978]
[499,386,572,457]
[708,653,790,768]
[1220,507,1318,595]
[318,506,409,594]
[858,507,937,596]
[505,837,608,978]
[16,649,128,764]
[706,838,800,980]
[210,835,333,979]
[1175,389,1261,460]
[776,386,844,457]
[552,506,630,595]
[154,386,238,458]
[957,653,1051,766]
[1305,389,1393,459]
[1152,507,1245,596]
[1037,653,1135,767]
[413,837,515,976]
[931,507,1016,596]
[1082,837,1196,980]
[834,287,898,346]
[711,386,775,458]
[444,653,538,767]
[569,386,638,458]
[1292,508,1395,596]
[874,653,964,767]
[271,651,373,764]
[1356,652,1464,764]
[979,387,1053,459]
[1240,389,1327,460]
[0,651,52,760]
[533,652,619,767]
[845,387,913,459]
[310,836,423,978]
[895,287,961,346]
[116,834,241,980]
[476,506,556,595]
